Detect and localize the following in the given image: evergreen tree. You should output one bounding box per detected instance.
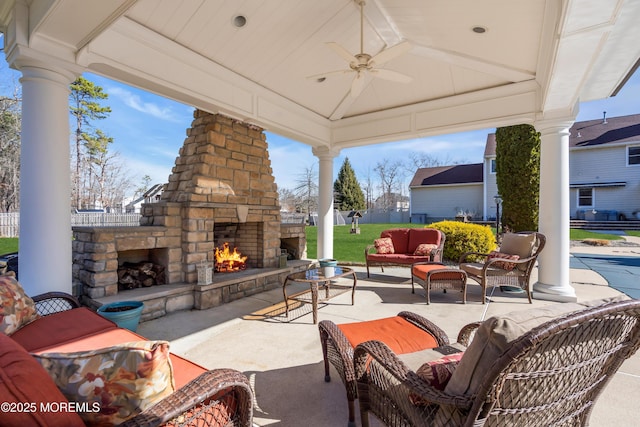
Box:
[495,124,541,232]
[69,77,112,209]
[334,157,366,211]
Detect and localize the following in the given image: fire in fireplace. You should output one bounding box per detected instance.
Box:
[215,242,248,272]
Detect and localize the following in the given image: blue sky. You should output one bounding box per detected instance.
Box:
[1,52,639,194]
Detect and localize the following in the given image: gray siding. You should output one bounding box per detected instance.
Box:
[570,143,640,219]
[411,183,483,221]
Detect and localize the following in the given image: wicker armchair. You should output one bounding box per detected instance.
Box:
[459,231,545,304]
[354,298,640,427]
[319,312,450,427]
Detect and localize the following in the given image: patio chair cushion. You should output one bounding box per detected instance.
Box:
[407,228,442,254]
[374,237,395,254]
[33,340,175,425]
[413,243,439,256]
[338,316,439,354]
[415,352,464,391]
[10,307,118,353]
[381,228,411,254]
[0,276,39,336]
[500,233,536,258]
[445,296,627,396]
[0,332,85,427]
[487,251,520,271]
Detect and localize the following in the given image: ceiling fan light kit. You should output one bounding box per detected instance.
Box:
[309,0,413,98]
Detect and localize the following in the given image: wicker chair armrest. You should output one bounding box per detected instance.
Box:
[398,311,450,346]
[365,244,376,256]
[31,291,81,316]
[354,340,473,409]
[456,322,482,347]
[122,368,253,427]
[319,319,355,360]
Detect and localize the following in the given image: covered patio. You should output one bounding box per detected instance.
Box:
[135,258,638,426]
[2,1,640,301]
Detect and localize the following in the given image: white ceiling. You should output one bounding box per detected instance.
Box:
[2,0,640,151]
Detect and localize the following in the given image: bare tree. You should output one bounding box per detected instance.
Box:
[0,91,21,212]
[293,164,318,216]
[278,187,298,212]
[360,167,376,210]
[374,159,403,211]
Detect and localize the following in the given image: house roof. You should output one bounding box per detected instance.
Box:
[410,164,483,187]
[484,113,640,155]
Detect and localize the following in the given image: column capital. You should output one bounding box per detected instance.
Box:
[534,105,578,135]
[312,145,341,160]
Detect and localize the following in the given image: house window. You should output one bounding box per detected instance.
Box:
[490,158,497,174]
[628,146,640,165]
[577,188,593,207]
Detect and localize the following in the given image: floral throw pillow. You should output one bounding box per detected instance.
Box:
[487,251,520,271]
[0,275,39,335]
[33,340,175,425]
[410,352,464,405]
[374,237,395,254]
[413,243,438,256]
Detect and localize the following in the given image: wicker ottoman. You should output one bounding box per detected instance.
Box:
[411,262,468,304]
[318,312,449,427]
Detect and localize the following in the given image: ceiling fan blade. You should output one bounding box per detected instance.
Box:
[350,72,367,98]
[370,41,412,66]
[306,69,354,80]
[370,68,412,83]
[326,42,357,63]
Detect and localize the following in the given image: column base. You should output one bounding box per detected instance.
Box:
[532,281,578,303]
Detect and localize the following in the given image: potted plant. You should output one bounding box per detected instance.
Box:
[97,301,144,332]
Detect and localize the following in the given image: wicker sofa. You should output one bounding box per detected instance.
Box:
[0,277,253,427]
[365,228,445,278]
[354,297,640,427]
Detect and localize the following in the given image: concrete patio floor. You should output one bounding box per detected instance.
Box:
[138,241,640,427]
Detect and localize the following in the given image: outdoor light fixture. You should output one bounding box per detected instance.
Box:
[494,194,502,237]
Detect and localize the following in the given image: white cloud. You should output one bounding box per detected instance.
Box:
[109,86,182,122]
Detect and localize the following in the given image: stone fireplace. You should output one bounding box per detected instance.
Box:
[73,111,309,319]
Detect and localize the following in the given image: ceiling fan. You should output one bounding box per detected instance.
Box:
[309,0,413,98]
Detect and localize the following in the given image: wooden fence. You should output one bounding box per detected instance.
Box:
[0,213,142,237]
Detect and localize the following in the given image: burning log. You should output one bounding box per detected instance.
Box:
[118,261,166,290]
[215,242,247,272]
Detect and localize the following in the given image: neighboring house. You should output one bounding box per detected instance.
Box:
[410,113,640,222]
[125,184,164,213]
[409,164,484,223]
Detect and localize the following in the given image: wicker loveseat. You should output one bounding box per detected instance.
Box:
[365,228,445,278]
[0,276,253,427]
[354,297,640,427]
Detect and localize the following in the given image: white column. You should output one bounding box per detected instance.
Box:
[18,65,77,296]
[533,119,577,302]
[312,146,340,260]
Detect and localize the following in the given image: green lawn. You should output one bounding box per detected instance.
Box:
[307,224,629,264]
[0,238,18,255]
[2,226,633,263]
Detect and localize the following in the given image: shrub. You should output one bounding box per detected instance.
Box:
[427,221,497,262]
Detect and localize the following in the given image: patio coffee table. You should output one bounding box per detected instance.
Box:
[283,266,357,324]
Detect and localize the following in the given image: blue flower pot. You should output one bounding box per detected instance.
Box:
[97,301,144,332]
[319,258,338,267]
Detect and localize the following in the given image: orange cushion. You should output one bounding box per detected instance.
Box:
[30,326,207,390]
[11,307,118,352]
[338,316,439,355]
[412,264,464,281]
[0,333,84,427]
